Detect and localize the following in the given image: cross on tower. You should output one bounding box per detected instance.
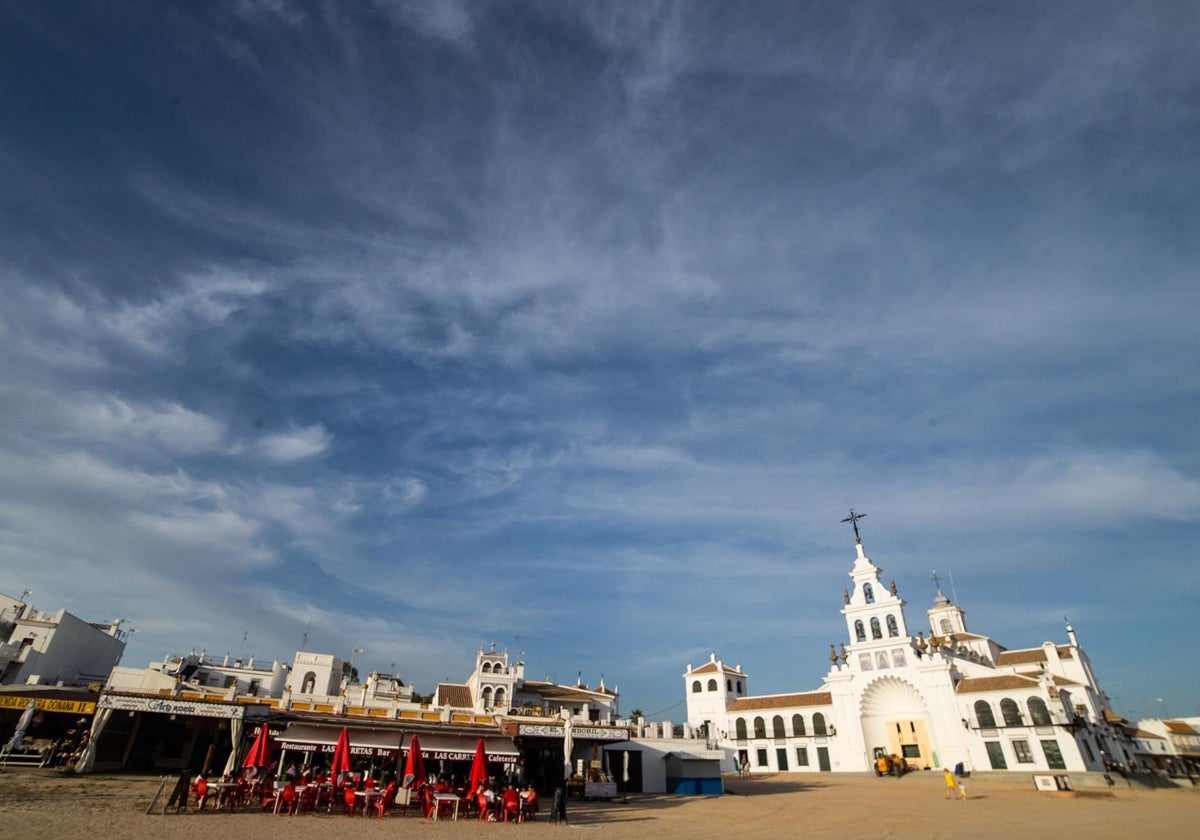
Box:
[931,570,942,591]
[841,509,866,543]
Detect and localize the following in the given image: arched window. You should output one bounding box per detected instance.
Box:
[1000,698,1022,727]
[692,680,702,693]
[708,679,718,691]
[812,713,827,736]
[753,717,767,738]
[940,618,952,635]
[481,686,493,708]
[870,617,883,639]
[864,583,875,604]
[974,700,996,728]
[773,716,786,738]
[886,615,899,637]
[737,681,744,694]
[855,620,866,642]
[792,714,806,737]
[494,688,506,708]
[727,679,733,691]
[735,718,748,739]
[481,662,492,673]
[301,672,316,694]
[1027,697,1052,726]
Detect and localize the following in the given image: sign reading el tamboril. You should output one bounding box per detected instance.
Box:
[517,724,628,741]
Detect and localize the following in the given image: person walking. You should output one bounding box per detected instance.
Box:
[943,767,958,800]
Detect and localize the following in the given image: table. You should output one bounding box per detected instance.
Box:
[207,782,238,810]
[355,789,381,816]
[433,792,460,821]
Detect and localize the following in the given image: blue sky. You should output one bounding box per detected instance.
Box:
[2,1,1197,721]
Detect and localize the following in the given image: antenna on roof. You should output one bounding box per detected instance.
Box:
[300,618,311,650]
[947,569,960,604]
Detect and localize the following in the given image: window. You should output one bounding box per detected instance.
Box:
[737,681,744,695]
[795,747,809,766]
[870,618,883,640]
[482,687,493,708]
[735,718,748,740]
[301,672,316,693]
[1041,740,1067,770]
[886,615,899,637]
[753,717,767,738]
[864,583,875,603]
[974,700,997,728]
[756,749,768,767]
[773,716,786,739]
[855,620,866,642]
[891,648,907,667]
[248,679,260,697]
[901,744,921,759]
[984,741,1008,769]
[708,679,718,691]
[727,679,733,691]
[812,713,827,736]
[692,680,702,693]
[482,663,492,673]
[1000,698,1022,727]
[859,653,873,671]
[1027,697,1052,726]
[1011,739,1034,763]
[776,748,789,770]
[940,618,952,635]
[792,714,806,737]
[495,688,506,707]
[1081,740,1095,763]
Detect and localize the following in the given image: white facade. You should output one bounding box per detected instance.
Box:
[107,649,287,698]
[0,592,126,687]
[684,537,1134,776]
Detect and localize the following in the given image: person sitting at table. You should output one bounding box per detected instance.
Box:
[520,784,539,820]
[364,775,377,792]
[435,776,451,794]
[501,784,520,822]
[193,772,209,811]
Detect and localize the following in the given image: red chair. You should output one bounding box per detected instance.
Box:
[521,790,539,822]
[193,777,209,811]
[375,783,398,818]
[278,782,298,816]
[343,784,359,817]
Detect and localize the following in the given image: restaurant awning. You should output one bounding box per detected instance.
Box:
[277,723,405,759]
[419,734,520,765]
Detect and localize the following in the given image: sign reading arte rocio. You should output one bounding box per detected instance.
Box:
[0,695,95,715]
[98,694,246,719]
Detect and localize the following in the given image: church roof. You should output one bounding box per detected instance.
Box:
[727,692,832,711]
[995,646,1073,666]
[690,661,743,676]
[1165,721,1200,735]
[955,674,1040,694]
[1102,709,1128,724]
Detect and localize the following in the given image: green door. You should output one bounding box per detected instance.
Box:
[984,741,1008,769]
[817,747,831,771]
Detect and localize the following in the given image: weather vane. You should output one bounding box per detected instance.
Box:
[841,509,866,543]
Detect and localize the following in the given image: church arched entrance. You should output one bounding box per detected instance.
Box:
[859,677,935,771]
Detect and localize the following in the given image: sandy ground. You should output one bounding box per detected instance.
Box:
[1,769,1197,840]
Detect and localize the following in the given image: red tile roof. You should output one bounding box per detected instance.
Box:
[436,683,473,708]
[956,674,1040,694]
[995,646,1074,666]
[727,692,832,712]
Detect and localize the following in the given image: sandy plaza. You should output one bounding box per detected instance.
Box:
[1,768,1197,840]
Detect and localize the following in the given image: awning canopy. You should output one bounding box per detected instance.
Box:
[278,723,405,759]
[419,734,520,765]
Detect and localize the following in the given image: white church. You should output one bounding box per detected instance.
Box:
[684,523,1133,776]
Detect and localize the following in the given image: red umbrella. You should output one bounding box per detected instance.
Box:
[467,738,489,797]
[402,734,426,789]
[241,724,273,768]
[330,727,352,777]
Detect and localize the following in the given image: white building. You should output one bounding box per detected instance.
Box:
[684,534,1133,776]
[0,591,127,687]
[107,649,287,699]
[437,643,620,722]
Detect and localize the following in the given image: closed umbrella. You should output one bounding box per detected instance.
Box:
[5,699,36,750]
[241,724,273,769]
[467,738,489,797]
[402,734,426,789]
[330,727,352,779]
[562,718,573,781]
